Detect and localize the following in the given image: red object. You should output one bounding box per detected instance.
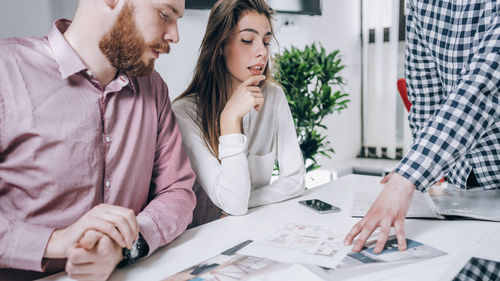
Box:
[397,78,446,184]
[397,78,412,112]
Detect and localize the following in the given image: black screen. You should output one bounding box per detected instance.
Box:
[185,0,218,10]
[305,199,332,211]
[186,0,322,15]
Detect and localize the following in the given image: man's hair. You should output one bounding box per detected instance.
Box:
[175,0,274,158]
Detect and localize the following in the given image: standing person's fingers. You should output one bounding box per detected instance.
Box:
[345,173,415,254]
[344,220,366,246]
[352,221,379,252]
[394,219,407,251]
[373,223,391,253]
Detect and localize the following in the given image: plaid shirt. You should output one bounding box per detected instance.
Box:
[395,0,500,191]
[453,257,500,281]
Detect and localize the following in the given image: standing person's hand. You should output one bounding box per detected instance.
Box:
[44,204,139,258]
[344,173,416,253]
[221,75,266,135]
[65,232,122,281]
[380,171,394,183]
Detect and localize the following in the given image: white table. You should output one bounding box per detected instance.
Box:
[42,174,499,281]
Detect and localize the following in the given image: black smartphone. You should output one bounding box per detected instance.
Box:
[298,199,341,214]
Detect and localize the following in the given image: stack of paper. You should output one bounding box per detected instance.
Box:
[164,223,449,281]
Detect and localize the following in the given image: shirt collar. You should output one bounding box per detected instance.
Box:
[123,73,137,93]
[112,72,137,94]
[47,19,87,79]
[47,19,137,94]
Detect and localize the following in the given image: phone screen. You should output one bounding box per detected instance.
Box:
[299,199,341,213]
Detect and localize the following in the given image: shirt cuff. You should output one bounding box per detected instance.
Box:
[8,222,54,271]
[394,147,442,192]
[218,134,247,160]
[137,215,161,258]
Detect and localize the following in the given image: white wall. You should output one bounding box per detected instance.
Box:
[0,0,53,38]
[0,0,362,170]
[0,0,77,39]
[308,0,362,169]
[156,8,211,97]
[162,2,362,169]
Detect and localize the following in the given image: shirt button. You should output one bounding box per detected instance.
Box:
[105,180,111,188]
[105,136,111,143]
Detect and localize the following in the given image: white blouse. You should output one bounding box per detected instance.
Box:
[172,82,305,215]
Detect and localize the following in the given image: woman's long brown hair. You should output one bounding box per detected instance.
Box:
[175,0,274,158]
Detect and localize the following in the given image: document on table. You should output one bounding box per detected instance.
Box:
[162,240,322,281]
[351,182,500,222]
[350,183,442,218]
[237,223,351,269]
[428,186,500,222]
[336,237,446,269]
[300,234,447,281]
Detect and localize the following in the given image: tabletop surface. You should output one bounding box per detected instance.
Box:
[41,174,500,281]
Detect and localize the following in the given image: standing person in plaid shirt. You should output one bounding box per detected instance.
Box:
[345,0,499,255]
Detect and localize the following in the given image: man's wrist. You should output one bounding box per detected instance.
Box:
[44,229,66,258]
[117,233,149,268]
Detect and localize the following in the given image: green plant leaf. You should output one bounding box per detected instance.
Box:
[274,42,349,172]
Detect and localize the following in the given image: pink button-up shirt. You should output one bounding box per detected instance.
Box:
[0,20,196,278]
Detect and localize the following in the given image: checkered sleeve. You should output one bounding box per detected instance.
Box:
[453,257,500,281]
[395,1,500,191]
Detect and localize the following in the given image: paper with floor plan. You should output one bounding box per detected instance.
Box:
[237,223,351,269]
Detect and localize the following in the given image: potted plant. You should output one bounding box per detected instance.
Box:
[273,42,349,172]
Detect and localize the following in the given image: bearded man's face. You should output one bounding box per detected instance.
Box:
[99,3,170,77]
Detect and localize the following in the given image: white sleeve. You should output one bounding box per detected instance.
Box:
[248,90,306,208]
[172,101,251,215]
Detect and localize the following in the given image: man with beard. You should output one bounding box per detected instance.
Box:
[0,0,196,280]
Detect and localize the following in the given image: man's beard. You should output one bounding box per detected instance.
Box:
[99,3,170,77]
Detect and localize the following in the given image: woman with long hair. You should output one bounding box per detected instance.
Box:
[173,0,305,226]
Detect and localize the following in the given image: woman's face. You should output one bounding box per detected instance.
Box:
[223,11,272,88]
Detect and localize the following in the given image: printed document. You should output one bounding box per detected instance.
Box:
[238,223,351,268]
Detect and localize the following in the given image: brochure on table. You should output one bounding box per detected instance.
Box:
[162,240,321,281]
[238,223,351,269]
[164,223,449,281]
[351,182,500,222]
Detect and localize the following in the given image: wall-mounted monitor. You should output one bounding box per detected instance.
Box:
[186,0,322,16]
[185,0,218,10]
[267,0,321,15]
